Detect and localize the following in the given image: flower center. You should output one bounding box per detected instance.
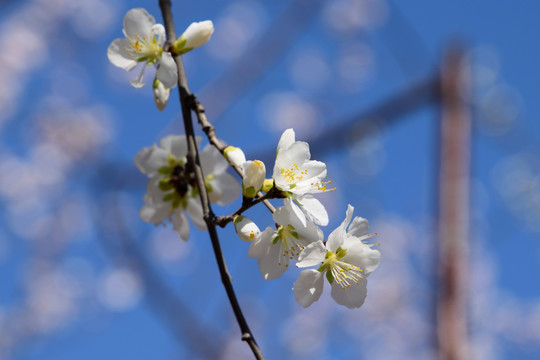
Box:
[322,249,364,288]
[273,225,306,267]
[124,33,163,63]
[280,162,307,184]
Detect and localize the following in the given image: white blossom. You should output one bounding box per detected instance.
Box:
[249,199,323,280]
[135,135,240,240]
[153,78,170,111]
[223,146,246,168]
[107,8,177,88]
[242,160,266,198]
[173,20,214,54]
[234,216,261,242]
[293,205,380,308]
[273,128,332,226]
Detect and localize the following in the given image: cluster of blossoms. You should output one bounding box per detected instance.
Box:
[110,8,380,310]
[233,129,381,308]
[107,8,214,110]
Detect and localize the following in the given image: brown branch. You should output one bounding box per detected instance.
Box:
[158,1,264,359]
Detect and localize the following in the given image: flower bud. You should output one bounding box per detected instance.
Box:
[224,146,246,168]
[153,78,170,111]
[242,160,266,198]
[234,216,260,242]
[173,20,214,54]
[261,179,274,193]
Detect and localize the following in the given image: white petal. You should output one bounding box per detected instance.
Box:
[173,211,190,241]
[234,216,260,242]
[342,240,381,276]
[293,269,324,308]
[258,241,288,280]
[130,65,146,88]
[279,198,307,227]
[296,217,324,245]
[181,20,214,49]
[212,172,240,205]
[156,52,178,88]
[123,8,155,38]
[348,216,369,237]
[145,175,166,204]
[150,23,166,46]
[330,277,368,309]
[159,135,187,159]
[248,227,274,258]
[274,141,310,172]
[139,202,169,224]
[327,205,354,251]
[276,128,295,154]
[224,146,246,168]
[107,38,138,70]
[296,195,328,226]
[153,79,170,111]
[200,145,228,175]
[134,145,169,175]
[296,241,327,268]
[186,197,206,230]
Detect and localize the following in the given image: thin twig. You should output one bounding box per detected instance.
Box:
[158,1,265,359]
[215,187,282,227]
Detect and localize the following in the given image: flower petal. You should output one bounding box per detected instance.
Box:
[330,277,368,309]
[156,52,178,88]
[186,197,206,230]
[248,227,274,258]
[172,211,190,241]
[276,128,295,154]
[327,204,354,251]
[293,269,324,308]
[296,241,327,268]
[130,65,146,88]
[200,145,229,175]
[181,20,214,49]
[123,8,155,38]
[134,144,169,175]
[150,23,166,46]
[257,241,289,280]
[212,172,240,205]
[342,240,381,276]
[296,195,328,226]
[281,198,307,228]
[159,135,189,159]
[348,216,369,237]
[139,201,170,224]
[107,38,138,71]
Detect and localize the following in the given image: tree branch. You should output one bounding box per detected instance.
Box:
[158,1,264,359]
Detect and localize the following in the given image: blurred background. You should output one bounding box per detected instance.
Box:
[0,0,539,359]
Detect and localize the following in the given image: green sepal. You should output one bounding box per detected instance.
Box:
[171,198,180,209]
[167,154,177,167]
[272,235,280,245]
[326,270,334,284]
[336,247,347,259]
[158,166,171,175]
[233,215,244,224]
[162,193,174,202]
[291,231,299,239]
[317,263,326,272]
[171,37,187,55]
[159,179,173,191]
[289,183,296,190]
[243,186,257,198]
